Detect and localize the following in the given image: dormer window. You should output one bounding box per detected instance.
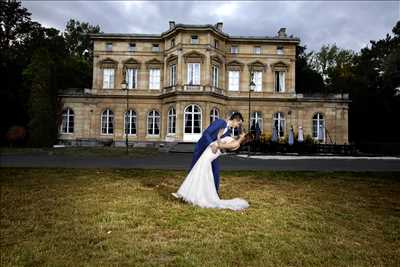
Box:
[152,44,160,52]
[214,39,219,49]
[277,46,284,55]
[254,46,261,54]
[231,46,238,54]
[128,43,136,52]
[171,38,175,47]
[191,35,199,44]
[105,42,112,52]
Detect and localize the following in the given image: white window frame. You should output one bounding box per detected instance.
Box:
[187,63,201,85]
[105,42,112,51]
[102,68,115,89]
[128,43,136,52]
[312,113,325,142]
[124,109,137,136]
[191,35,199,44]
[169,64,177,86]
[152,44,160,52]
[253,71,262,92]
[101,109,114,135]
[277,46,284,55]
[184,104,202,134]
[61,108,74,134]
[254,46,261,54]
[210,107,220,124]
[126,68,138,89]
[231,46,238,54]
[251,111,263,131]
[228,70,240,91]
[167,107,176,135]
[275,71,286,92]
[147,110,160,136]
[273,112,285,138]
[212,65,219,87]
[149,68,161,90]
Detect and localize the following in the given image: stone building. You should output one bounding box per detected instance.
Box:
[57,21,349,147]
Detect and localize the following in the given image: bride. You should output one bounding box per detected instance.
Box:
[172,129,252,211]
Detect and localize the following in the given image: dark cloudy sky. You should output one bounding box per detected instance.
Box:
[22,1,399,52]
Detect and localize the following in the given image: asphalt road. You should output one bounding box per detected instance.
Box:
[1,152,400,172]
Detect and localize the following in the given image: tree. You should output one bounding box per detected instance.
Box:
[295,44,325,94]
[23,48,58,147]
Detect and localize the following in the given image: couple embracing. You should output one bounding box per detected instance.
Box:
[172,112,252,211]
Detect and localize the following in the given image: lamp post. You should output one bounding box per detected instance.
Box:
[248,73,256,157]
[121,75,128,155]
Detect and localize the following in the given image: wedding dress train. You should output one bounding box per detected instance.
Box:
[173,136,249,211]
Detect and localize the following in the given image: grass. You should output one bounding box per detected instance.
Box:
[0,146,160,157]
[0,168,399,266]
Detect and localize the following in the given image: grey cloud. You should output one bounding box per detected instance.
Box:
[22,1,399,52]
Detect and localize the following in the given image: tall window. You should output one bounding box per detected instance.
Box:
[187,63,200,85]
[273,112,285,138]
[253,71,262,91]
[152,44,160,52]
[171,38,175,47]
[126,68,137,89]
[231,46,238,54]
[313,113,325,141]
[61,108,74,133]
[147,110,160,135]
[254,46,261,54]
[251,111,263,133]
[184,104,202,134]
[124,109,136,135]
[275,71,285,92]
[228,70,240,91]
[212,65,219,87]
[191,35,199,44]
[169,64,177,86]
[128,43,136,52]
[277,46,284,55]
[214,39,219,49]
[105,42,112,51]
[102,68,115,89]
[210,107,220,124]
[167,107,176,135]
[101,109,114,134]
[149,68,161,89]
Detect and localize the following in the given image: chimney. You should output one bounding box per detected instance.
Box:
[169,21,175,30]
[278,28,287,37]
[215,22,223,31]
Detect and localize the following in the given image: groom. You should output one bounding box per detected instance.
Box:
[189,112,243,194]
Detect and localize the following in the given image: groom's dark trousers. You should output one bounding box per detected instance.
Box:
[189,118,232,193]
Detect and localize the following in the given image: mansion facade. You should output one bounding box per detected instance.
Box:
[57,22,349,146]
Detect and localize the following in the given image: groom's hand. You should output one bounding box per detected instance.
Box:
[211,143,218,153]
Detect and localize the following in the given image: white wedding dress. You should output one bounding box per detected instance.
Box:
[173,136,249,211]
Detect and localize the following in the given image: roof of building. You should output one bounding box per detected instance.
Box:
[89,22,300,43]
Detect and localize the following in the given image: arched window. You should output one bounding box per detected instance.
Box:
[124,109,136,135]
[313,113,325,141]
[61,108,74,133]
[147,110,160,135]
[210,107,220,124]
[184,104,202,134]
[101,109,114,134]
[251,111,263,134]
[273,112,285,137]
[168,107,176,135]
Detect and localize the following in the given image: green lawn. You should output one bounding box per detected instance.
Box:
[1,168,399,266]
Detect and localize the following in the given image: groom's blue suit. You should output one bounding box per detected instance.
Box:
[189,118,232,193]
